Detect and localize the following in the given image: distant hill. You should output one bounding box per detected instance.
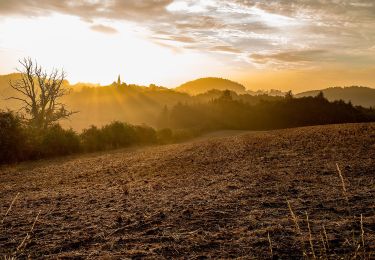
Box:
[296,86,375,108]
[0,73,20,97]
[0,73,71,110]
[176,77,246,95]
[0,73,23,109]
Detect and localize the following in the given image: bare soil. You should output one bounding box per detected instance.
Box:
[1,123,374,259]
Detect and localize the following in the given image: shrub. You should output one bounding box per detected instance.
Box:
[157,128,173,144]
[81,125,105,152]
[172,128,198,143]
[101,121,137,149]
[0,111,26,163]
[40,125,81,157]
[134,125,157,144]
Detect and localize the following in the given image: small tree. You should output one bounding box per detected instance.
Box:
[8,58,75,129]
[316,91,325,99]
[285,90,294,100]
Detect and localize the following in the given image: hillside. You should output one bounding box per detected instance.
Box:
[0,74,21,108]
[1,123,374,258]
[0,73,71,112]
[296,86,375,108]
[0,75,277,131]
[176,77,247,95]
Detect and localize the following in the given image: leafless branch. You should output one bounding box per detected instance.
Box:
[8,58,76,129]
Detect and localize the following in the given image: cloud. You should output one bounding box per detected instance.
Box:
[250,50,329,64]
[90,24,118,34]
[153,35,196,43]
[211,45,242,53]
[0,0,174,21]
[1,0,374,69]
[175,16,222,30]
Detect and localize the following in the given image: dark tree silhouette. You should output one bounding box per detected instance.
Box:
[285,90,293,99]
[316,91,325,99]
[8,58,75,129]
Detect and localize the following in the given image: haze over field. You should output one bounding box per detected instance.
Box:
[0,0,375,91]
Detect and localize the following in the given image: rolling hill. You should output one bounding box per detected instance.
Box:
[1,123,374,258]
[296,86,375,108]
[176,77,247,95]
[0,73,21,105]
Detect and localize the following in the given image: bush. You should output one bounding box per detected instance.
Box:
[157,128,173,144]
[134,125,157,144]
[101,121,137,149]
[172,128,198,142]
[81,125,105,152]
[40,125,81,157]
[0,111,26,163]
[0,114,197,164]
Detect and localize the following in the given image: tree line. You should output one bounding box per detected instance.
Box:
[158,90,375,131]
[0,113,195,164]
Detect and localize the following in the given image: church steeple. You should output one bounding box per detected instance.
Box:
[117,75,121,85]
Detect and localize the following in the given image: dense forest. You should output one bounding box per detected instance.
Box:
[160,90,375,130]
[296,86,375,107]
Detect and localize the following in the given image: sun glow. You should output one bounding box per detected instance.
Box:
[0,13,223,86]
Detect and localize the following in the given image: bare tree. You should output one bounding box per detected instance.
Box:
[8,58,75,129]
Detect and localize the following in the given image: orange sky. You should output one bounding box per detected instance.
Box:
[0,0,374,92]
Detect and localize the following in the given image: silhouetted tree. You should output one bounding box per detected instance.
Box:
[8,58,75,129]
[157,105,170,128]
[285,90,293,99]
[220,90,233,101]
[316,91,325,99]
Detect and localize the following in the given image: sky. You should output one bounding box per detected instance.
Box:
[0,0,374,92]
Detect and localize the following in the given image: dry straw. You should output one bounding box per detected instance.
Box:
[16,210,41,253]
[305,211,316,259]
[287,200,307,257]
[287,200,301,233]
[336,163,348,203]
[320,231,327,258]
[267,232,273,258]
[360,214,365,255]
[2,192,20,224]
[322,225,329,250]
